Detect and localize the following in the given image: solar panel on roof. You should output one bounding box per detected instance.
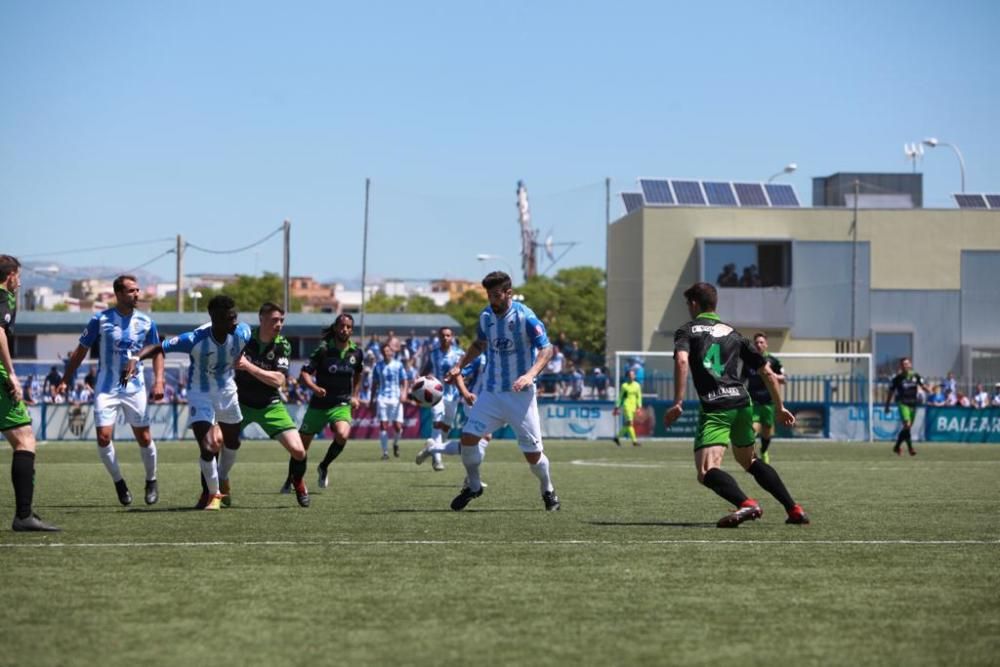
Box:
[954,194,988,209]
[734,182,769,207]
[984,194,1000,209]
[703,182,738,206]
[764,183,799,207]
[671,180,706,205]
[639,179,674,205]
[621,193,644,213]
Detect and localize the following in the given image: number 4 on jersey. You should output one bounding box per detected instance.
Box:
[703,343,723,376]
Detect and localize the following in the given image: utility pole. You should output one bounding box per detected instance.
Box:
[175,234,184,313]
[282,219,291,313]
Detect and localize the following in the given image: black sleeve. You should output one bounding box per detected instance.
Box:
[673,326,690,353]
[770,357,784,375]
[739,336,766,371]
[0,298,12,334]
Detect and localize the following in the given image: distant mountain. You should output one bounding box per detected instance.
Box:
[21,261,164,291]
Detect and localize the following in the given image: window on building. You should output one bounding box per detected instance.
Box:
[703,241,792,288]
[11,335,37,359]
[874,332,912,378]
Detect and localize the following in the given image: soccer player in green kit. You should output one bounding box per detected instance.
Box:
[884,357,930,456]
[664,282,809,528]
[235,303,309,507]
[613,368,642,447]
[741,332,785,463]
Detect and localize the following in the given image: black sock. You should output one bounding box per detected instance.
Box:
[760,437,771,454]
[290,457,307,485]
[903,427,913,450]
[286,457,295,483]
[320,441,346,469]
[895,430,905,450]
[702,468,748,507]
[11,450,35,520]
[748,459,796,512]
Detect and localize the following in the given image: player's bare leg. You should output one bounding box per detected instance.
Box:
[695,445,760,527]
[191,421,222,510]
[733,444,809,525]
[316,420,350,488]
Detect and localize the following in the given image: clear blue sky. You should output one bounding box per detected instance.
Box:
[2,0,997,286]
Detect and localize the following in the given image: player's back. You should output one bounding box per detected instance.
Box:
[674,313,761,412]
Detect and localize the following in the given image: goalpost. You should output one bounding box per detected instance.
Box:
[614,350,875,442]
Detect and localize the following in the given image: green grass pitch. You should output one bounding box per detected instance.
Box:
[1,439,998,666]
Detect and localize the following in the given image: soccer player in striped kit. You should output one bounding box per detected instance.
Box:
[371,342,409,460]
[420,327,464,471]
[445,272,560,512]
[127,295,251,510]
[59,275,164,506]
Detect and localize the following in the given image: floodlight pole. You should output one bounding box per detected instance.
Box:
[923,138,966,193]
[360,178,370,343]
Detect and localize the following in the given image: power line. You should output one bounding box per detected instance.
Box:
[19,237,176,259]
[184,225,283,255]
[99,248,176,280]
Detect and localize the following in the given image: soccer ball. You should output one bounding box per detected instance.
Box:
[410,375,444,407]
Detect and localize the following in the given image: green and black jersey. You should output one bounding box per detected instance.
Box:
[302,338,363,409]
[889,371,927,407]
[0,288,16,380]
[674,312,766,412]
[742,353,783,405]
[235,327,292,409]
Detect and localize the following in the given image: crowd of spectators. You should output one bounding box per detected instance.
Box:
[923,379,1000,409]
[716,263,763,287]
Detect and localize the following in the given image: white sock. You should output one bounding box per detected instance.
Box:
[460,444,483,491]
[140,442,157,481]
[219,446,238,481]
[441,440,461,456]
[97,442,123,482]
[530,453,554,493]
[200,458,220,495]
[434,427,449,445]
[380,430,389,453]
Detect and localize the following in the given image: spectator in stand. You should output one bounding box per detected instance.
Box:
[544,346,565,395]
[956,392,972,408]
[175,380,188,404]
[161,383,175,404]
[944,388,958,406]
[717,263,739,287]
[740,265,763,287]
[567,363,584,400]
[22,375,38,406]
[926,384,947,406]
[43,366,61,401]
[590,367,609,399]
[564,340,584,366]
[83,366,97,391]
[991,383,1000,407]
[70,381,93,405]
[972,383,990,409]
[943,372,958,397]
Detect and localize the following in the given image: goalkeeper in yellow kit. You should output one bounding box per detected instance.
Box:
[613,368,643,447]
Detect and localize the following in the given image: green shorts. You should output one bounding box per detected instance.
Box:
[241,402,297,439]
[0,371,32,432]
[694,406,755,450]
[898,404,915,424]
[752,403,775,427]
[300,405,352,436]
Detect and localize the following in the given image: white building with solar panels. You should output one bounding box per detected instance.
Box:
[607,172,1000,386]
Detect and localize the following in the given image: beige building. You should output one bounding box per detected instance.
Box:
[607,189,1000,383]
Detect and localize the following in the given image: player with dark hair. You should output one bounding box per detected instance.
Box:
[0,255,60,531]
[613,368,642,447]
[370,342,409,460]
[285,313,363,490]
[665,282,809,527]
[236,303,309,507]
[445,271,560,511]
[127,294,251,510]
[884,357,930,456]
[740,331,785,464]
[59,275,164,506]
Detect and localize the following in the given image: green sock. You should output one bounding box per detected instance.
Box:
[627,425,637,441]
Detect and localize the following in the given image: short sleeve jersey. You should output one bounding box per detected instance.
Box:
[161,322,252,394]
[476,301,551,393]
[302,339,363,409]
[235,328,291,409]
[373,358,406,400]
[742,354,783,405]
[426,345,465,400]
[0,288,15,380]
[889,371,926,406]
[674,313,764,412]
[617,380,643,410]
[79,308,160,395]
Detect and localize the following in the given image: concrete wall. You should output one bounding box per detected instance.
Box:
[792,241,870,339]
[961,251,1000,346]
[870,290,961,378]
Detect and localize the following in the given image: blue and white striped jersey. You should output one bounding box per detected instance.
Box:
[426,344,464,400]
[161,322,252,394]
[79,308,160,395]
[476,302,551,393]
[461,353,487,396]
[374,359,406,400]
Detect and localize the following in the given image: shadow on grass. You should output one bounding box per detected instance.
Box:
[586,520,717,529]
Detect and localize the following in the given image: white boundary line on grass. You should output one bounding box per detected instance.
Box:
[1,538,998,549]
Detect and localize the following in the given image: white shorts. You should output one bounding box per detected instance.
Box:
[431,394,461,427]
[187,388,242,426]
[94,390,149,428]
[462,386,543,453]
[376,397,404,423]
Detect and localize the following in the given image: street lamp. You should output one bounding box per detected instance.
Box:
[476,253,515,277]
[189,290,202,312]
[923,138,966,193]
[767,162,798,183]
